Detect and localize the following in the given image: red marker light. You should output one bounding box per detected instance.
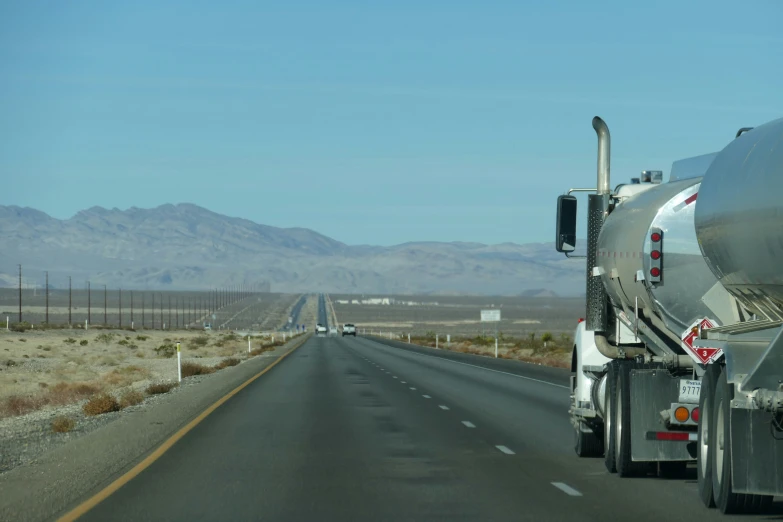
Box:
[577,318,585,323]
[691,407,700,423]
[651,232,662,242]
[651,250,661,260]
[650,267,661,277]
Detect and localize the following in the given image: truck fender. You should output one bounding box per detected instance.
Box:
[573,321,612,417]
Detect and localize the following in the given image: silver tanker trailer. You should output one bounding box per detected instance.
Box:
[555,116,783,514]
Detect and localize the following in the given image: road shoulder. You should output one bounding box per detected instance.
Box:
[0,334,310,522]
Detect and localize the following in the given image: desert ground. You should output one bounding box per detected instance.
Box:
[0,327,295,417]
[0,292,316,419]
[330,294,581,368]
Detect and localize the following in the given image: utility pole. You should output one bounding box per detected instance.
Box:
[68,276,72,326]
[119,289,122,328]
[141,293,145,329]
[45,271,49,324]
[168,295,171,331]
[104,285,107,326]
[160,293,164,329]
[18,264,22,323]
[176,297,179,329]
[130,290,134,326]
[152,293,155,329]
[87,281,91,326]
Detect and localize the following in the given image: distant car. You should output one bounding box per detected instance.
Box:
[329,326,338,336]
[315,323,328,336]
[204,323,212,331]
[342,324,356,337]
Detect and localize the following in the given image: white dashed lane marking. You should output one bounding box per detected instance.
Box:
[439,405,449,410]
[551,482,583,497]
[495,445,515,455]
[462,421,476,428]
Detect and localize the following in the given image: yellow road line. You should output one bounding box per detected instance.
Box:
[57,335,309,521]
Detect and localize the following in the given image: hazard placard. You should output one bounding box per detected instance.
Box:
[682,317,722,364]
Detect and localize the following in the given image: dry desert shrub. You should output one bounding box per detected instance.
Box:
[214,357,240,370]
[180,362,215,377]
[145,382,177,395]
[52,416,76,433]
[48,382,101,406]
[119,390,144,409]
[249,346,274,356]
[189,336,209,349]
[83,394,120,416]
[1,395,47,417]
[102,366,150,387]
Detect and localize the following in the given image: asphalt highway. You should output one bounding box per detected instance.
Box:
[71,333,782,520]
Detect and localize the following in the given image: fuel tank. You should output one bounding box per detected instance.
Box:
[598,178,722,335]
[695,117,783,318]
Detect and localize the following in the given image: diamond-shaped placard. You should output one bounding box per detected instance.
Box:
[681,318,721,364]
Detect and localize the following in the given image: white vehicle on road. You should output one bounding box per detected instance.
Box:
[342,324,356,337]
[315,323,327,336]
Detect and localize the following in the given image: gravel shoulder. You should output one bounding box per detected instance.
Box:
[0,333,311,522]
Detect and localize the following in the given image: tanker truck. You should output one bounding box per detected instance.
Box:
[554,116,783,514]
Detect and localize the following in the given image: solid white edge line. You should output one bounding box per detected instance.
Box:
[495,445,515,455]
[462,421,476,428]
[366,340,568,389]
[439,405,449,410]
[551,482,583,497]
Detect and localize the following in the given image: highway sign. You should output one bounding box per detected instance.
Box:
[681,317,721,364]
[481,310,501,322]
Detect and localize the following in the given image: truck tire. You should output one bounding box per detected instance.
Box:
[697,363,721,508]
[615,361,647,477]
[711,371,773,514]
[575,420,603,457]
[603,361,620,473]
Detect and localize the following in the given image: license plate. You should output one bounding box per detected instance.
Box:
[679,379,701,403]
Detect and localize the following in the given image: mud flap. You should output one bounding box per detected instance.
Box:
[630,367,695,462]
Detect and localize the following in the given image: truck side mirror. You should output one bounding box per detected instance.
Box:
[556,195,577,253]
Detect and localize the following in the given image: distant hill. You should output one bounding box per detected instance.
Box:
[0,204,587,296]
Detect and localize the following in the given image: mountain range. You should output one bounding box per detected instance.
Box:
[0,204,586,296]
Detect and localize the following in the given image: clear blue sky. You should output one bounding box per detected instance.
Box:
[1,1,780,246]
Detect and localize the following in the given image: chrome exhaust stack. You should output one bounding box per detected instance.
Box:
[593,116,611,195]
[587,117,643,359]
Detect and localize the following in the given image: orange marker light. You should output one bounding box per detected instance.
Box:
[674,406,690,423]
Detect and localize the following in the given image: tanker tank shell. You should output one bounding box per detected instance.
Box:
[695,117,783,318]
[598,178,723,335]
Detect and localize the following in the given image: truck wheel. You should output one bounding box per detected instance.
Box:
[615,361,647,477]
[697,363,721,508]
[711,371,773,514]
[575,420,603,457]
[603,361,620,473]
